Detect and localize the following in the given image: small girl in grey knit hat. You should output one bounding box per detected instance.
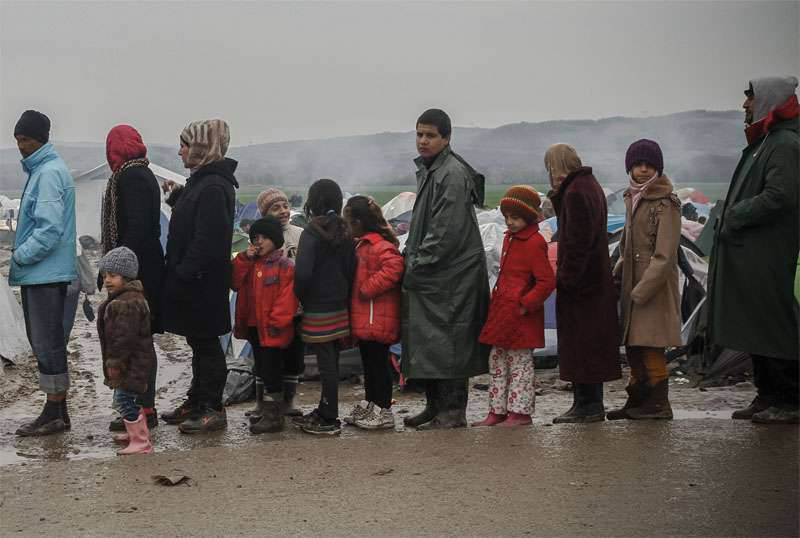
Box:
[97,247,157,455]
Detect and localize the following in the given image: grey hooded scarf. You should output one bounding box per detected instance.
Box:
[749,76,799,123]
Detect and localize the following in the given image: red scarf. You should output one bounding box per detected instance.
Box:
[745,94,800,145]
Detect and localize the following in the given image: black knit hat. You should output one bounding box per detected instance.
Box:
[249,216,284,249]
[14,110,50,144]
[625,139,663,176]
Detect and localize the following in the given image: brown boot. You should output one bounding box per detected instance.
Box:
[731,396,771,420]
[627,380,673,420]
[607,383,648,420]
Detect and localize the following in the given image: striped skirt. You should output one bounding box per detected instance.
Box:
[301,310,350,343]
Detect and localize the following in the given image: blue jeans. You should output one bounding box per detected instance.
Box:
[21,283,69,394]
[113,388,141,421]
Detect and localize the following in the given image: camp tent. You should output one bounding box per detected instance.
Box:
[381,192,416,221]
[72,162,185,244]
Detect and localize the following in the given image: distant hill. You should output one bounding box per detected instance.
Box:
[0,110,745,192]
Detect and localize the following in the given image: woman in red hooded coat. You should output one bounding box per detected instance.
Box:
[103,125,165,430]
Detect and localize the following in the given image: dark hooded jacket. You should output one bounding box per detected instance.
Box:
[401,146,490,380]
[707,77,799,360]
[161,158,238,338]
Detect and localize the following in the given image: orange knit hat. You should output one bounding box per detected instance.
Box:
[500,185,542,224]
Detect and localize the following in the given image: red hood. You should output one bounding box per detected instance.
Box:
[106,125,147,172]
[745,94,800,145]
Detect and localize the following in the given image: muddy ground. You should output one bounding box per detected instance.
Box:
[1,246,798,536]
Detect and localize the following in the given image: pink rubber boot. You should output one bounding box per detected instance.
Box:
[117,414,153,455]
[471,411,507,427]
[496,412,532,427]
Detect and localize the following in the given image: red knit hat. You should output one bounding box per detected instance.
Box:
[500,185,542,224]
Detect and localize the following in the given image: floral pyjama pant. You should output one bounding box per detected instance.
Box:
[488,347,535,415]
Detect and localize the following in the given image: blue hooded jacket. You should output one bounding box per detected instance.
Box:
[10,143,77,286]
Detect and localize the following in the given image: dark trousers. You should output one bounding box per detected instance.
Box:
[186,336,227,410]
[313,342,339,421]
[248,328,284,394]
[753,355,799,407]
[139,356,158,409]
[359,341,393,408]
[21,283,69,394]
[282,317,305,384]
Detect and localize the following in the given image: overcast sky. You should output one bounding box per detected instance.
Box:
[1,1,798,147]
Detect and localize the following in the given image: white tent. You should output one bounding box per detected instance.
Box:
[381,192,416,221]
[72,162,185,240]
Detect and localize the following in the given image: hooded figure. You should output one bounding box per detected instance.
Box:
[102,125,165,431]
[401,109,490,430]
[160,119,239,433]
[707,76,799,424]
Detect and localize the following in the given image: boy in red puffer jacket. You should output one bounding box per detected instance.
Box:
[231,216,298,434]
[474,186,555,427]
[343,196,404,430]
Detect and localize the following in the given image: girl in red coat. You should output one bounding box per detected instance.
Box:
[231,216,298,434]
[475,186,556,427]
[343,196,404,430]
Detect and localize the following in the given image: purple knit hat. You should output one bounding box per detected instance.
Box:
[625,139,663,175]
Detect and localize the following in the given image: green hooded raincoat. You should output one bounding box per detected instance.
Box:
[401,146,490,379]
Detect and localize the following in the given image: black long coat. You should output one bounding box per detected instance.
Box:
[161,158,238,338]
[115,165,165,333]
[550,167,621,383]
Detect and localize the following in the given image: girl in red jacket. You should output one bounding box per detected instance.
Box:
[475,186,556,427]
[231,216,298,434]
[343,196,404,430]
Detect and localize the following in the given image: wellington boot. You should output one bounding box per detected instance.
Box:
[117,414,153,455]
[627,381,673,420]
[553,384,605,424]
[607,383,648,420]
[246,381,265,422]
[250,395,285,434]
[283,382,302,417]
[417,380,467,430]
[495,412,532,427]
[404,381,438,427]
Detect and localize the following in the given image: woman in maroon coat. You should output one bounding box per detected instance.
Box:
[545,144,621,423]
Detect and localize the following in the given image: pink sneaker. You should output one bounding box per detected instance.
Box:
[471,412,507,427]
[496,412,532,427]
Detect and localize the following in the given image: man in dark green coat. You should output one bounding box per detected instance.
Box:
[401,109,490,429]
[708,76,799,424]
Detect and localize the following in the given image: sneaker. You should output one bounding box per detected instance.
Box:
[15,415,69,437]
[300,414,342,436]
[342,400,372,425]
[292,409,320,427]
[354,406,394,430]
[751,406,799,425]
[178,407,228,434]
[161,402,197,425]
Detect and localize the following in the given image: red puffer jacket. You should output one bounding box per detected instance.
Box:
[350,233,404,344]
[479,223,555,349]
[232,249,298,348]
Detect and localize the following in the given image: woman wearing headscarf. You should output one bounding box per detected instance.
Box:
[160,119,239,433]
[102,125,165,432]
[545,144,621,423]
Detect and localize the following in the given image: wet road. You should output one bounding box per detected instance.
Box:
[1,417,797,536]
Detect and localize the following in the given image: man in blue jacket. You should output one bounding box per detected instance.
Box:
[10,110,77,436]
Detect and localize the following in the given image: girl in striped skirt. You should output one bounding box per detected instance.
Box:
[292,179,356,435]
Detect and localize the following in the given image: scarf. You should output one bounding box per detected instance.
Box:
[101,158,150,254]
[628,171,660,215]
[180,119,230,171]
[745,94,800,145]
